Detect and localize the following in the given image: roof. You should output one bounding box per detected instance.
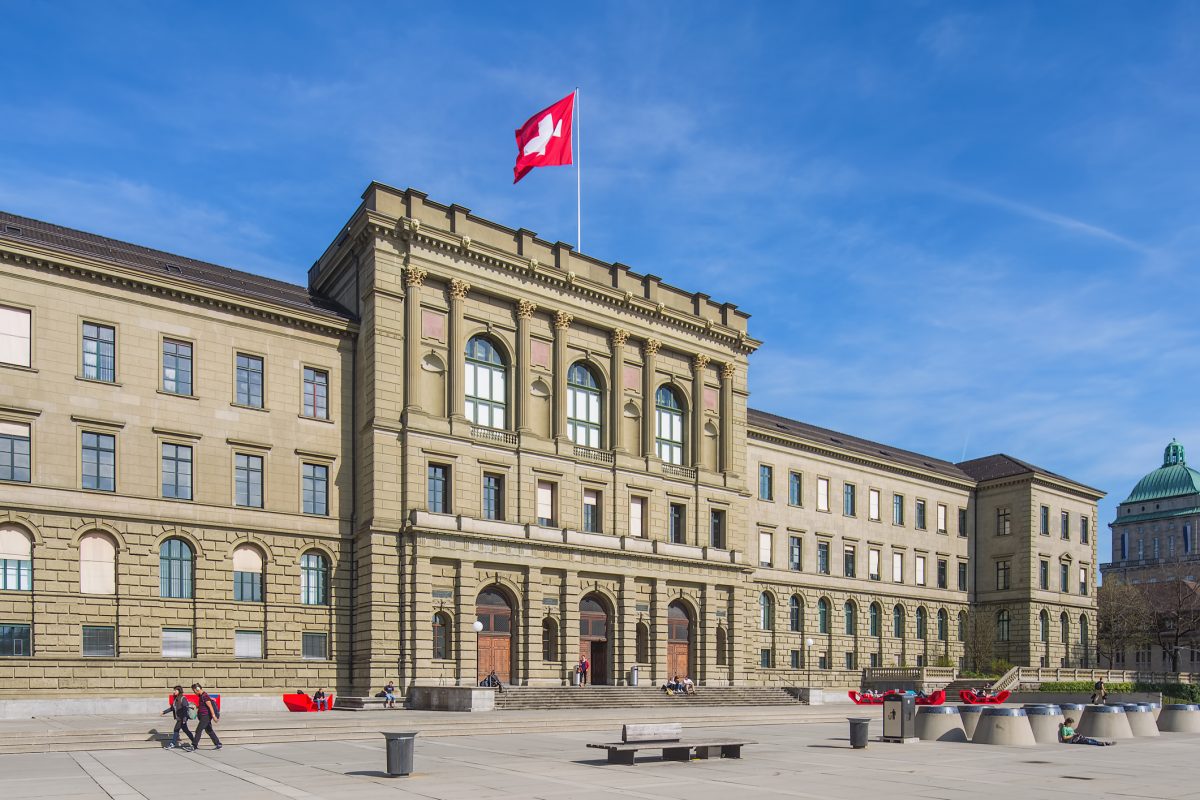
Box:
[956,453,1103,496]
[747,408,975,482]
[0,210,352,322]
[1121,440,1200,505]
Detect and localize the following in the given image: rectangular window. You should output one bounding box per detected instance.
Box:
[892,552,903,582]
[1061,511,1070,540]
[843,483,856,516]
[0,555,31,591]
[868,548,881,581]
[235,353,264,408]
[893,494,904,525]
[483,473,504,521]
[937,558,947,589]
[161,628,192,659]
[1120,531,1128,560]
[235,453,264,508]
[427,464,449,514]
[845,652,855,670]
[82,322,115,382]
[816,477,829,512]
[669,503,686,544]
[789,535,802,571]
[302,463,328,516]
[1040,560,1049,590]
[0,420,31,483]
[302,632,328,660]
[996,560,1011,590]
[759,531,773,567]
[629,496,646,537]
[161,339,192,396]
[915,555,926,586]
[234,570,261,603]
[1040,505,1050,535]
[936,504,947,533]
[583,489,601,533]
[537,480,556,526]
[957,562,967,591]
[82,625,115,657]
[958,508,967,537]
[1060,563,1069,592]
[234,630,263,659]
[161,443,193,500]
[789,472,802,506]
[0,624,30,657]
[843,545,856,578]
[818,653,828,670]
[760,648,773,668]
[790,650,801,669]
[1079,567,1089,596]
[868,489,880,521]
[759,464,773,501]
[0,305,31,367]
[996,506,1011,536]
[710,510,726,549]
[302,367,329,419]
[1081,516,1090,544]
[915,500,927,530]
[81,431,116,491]
[817,541,830,574]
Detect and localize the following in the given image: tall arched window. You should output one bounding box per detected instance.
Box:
[433,611,451,659]
[655,386,684,465]
[232,544,264,602]
[789,595,802,632]
[79,531,116,595]
[893,605,904,638]
[1060,612,1069,644]
[958,611,966,641]
[869,603,881,637]
[1039,610,1049,642]
[715,626,728,666]
[636,621,650,662]
[465,336,507,429]
[159,538,193,599]
[915,607,927,640]
[818,598,830,634]
[997,610,1011,642]
[542,617,559,661]
[844,601,856,635]
[937,609,948,642]
[300,551,329,605]
[0,524,32,592]
[760,592,774,630]
[567,363,602,448]
[1079,615,1089,654]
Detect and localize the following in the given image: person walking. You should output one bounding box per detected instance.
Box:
[161,685,195,750]
[1091,679,1108,705]
[191,683,222,750]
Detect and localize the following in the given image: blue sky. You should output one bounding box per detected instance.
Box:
[3,2,1198,560]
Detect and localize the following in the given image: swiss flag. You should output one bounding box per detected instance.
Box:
[513,92,575,184]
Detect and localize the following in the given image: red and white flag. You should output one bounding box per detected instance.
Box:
[513,92,575,183]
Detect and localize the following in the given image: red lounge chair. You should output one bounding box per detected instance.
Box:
[282,693,336,712]
[849,691,885,705]
[915,690,946,706]
[959,690,1009,705]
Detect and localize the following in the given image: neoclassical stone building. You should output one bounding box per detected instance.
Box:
[0,182,1102,699]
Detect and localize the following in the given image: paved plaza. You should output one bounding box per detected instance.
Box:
[1,717,1197,800]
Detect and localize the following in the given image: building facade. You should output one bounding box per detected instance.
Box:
[0,183,1102,699]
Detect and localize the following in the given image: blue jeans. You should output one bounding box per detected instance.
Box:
[170,718,194,747]
[316,698,328,710]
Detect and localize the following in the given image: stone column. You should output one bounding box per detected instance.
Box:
[447,278,471,422]
[402,265,428,414]
[641,339,661,459]
[719,362,735,473]
[563,573,583,685]
[515,300,536,433]
[457,567,480,686]
[609,329,628,452]
[691,354,709,469]
[552,311,573,441]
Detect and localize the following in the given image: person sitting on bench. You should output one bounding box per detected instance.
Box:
[312,688,328,710]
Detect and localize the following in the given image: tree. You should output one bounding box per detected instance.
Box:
[962,609,996,673]
[1096,580,1152,667]
[1139,565,1200,672]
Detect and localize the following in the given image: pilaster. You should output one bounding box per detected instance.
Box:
[552,311,573,441]
[609,329,628,452]
[447,278,470,422]
[515,300,536,433]
[402,266,427,414]
[719,362,735,473]
[691,354,709,469]
[641,339,661,459]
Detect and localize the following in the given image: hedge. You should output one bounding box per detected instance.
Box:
[1036,681,1200,703]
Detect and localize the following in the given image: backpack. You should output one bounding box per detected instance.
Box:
[1094,681,1103,691]
[186,701,198,721]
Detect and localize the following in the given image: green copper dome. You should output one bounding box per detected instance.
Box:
[1123,439,1200,504]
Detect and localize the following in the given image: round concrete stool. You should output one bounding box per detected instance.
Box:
[1144,702,1161,720]
[1059,703,1087,713]
[1023,705,1065,744]
[1076,705,1134,740]
[1121,704,1159,737]
[917,706,967,742]
[1157,704,1200,733]
[971,707,1036,746]
[958,705,985,740]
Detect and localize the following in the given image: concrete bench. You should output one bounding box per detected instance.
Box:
[333,696,399,711]
[587,722,753,765]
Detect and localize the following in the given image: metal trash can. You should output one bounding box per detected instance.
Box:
[572,670,581,686]
[383,731,418,777]
[882,693,916,741]
[629,665,639,687]
[848,717,871,749]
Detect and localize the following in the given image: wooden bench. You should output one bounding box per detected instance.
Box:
[586,723,753,765]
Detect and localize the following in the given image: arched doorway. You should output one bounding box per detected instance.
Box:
[667,601,693,679]
[580,594,611,684]
[476,587,514,684]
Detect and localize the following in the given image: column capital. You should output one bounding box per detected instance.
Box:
[692,354,711,373]
[403,266,428,288]
[610,328,630,347]
[642,338,662,357]
[448,278,471,300]
[553,310,574,330]
[721,362,736,380]
[516,299,538,320]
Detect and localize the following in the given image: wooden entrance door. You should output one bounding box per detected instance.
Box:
[667,601,692,680]
[476,587,514,684]
[579,595,609,685]
[589,640,608,685]
[478,635,511,684]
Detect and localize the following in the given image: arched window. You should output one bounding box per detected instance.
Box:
[0,524,32,592]
[1079,615,1089,647]
[1060,612,1069,644]
[79,531,116,595]
[636,621,650,662]
[893,605,904,638]
[465,336,507,429]
[159,538,193,599]
[957,611,966,641]
[542,617,559,661]
[937,609,948,642]
[997,610,1011,642]
[818,598,830,634]
[715,626,728,666]
[869,603,881,638]
[844,601,856,635]
[567,363,602,448]
[300,551,329,605]
[789,595,802,632]
[433,611,451,660]
[232,544,264,602]
[654,386,684,465]
[915,607,927,640]
[760,592,774,631]
[1039,610,1049,643]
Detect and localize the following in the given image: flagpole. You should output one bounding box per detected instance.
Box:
[575,87,581,252]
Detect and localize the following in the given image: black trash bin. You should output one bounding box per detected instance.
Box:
[383,731,418,776]
[848,717,871,749]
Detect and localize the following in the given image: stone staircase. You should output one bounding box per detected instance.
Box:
[492,685,804,710]
[941,678,995,699]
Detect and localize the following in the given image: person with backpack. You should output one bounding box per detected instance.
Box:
[161,685,195,750]
[190,683,222,750]
[1091,679,1107,704]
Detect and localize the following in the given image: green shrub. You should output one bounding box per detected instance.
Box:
[1035,681,1200,702]
[1038,681,1134,693]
